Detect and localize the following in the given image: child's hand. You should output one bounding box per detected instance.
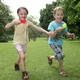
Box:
[56,27,63,32]
[12,19,21,25]
[47,31,53,36]
[49,30,54,37]
[69,33,75,38]
[5,19,21,29]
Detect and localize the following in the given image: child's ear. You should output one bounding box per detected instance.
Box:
[53,14,55,18]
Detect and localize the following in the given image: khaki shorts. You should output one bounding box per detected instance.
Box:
[15,44,26,53]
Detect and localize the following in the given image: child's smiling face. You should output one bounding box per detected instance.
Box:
[18,8,27,19]
[54,9,64,23]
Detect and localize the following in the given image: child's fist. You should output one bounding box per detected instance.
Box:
[12,19,20,24]
[70,33,75,38]
[56,27,63,32]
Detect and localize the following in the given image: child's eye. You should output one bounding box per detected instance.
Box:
[20,13,23,15]
[24,13,27,15]
[57,14,63,16]
[57,14,59,16]
[61,14,63,16]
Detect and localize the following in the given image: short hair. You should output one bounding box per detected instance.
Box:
[17,7,28,14]
[53,7,64,14]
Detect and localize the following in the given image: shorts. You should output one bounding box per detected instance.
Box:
[49,44,64,60]
[15,44,26,53]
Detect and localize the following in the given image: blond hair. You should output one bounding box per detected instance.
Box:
[53,7,64,14]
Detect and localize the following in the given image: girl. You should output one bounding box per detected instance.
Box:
[5,7,51,80]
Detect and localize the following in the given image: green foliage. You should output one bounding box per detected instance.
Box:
[27,15,42,41]
[39,2,56,30]
[60,0,80,37]
[28,27,41,41]
[0,2,13,42]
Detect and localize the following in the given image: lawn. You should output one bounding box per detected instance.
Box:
[0,38,80,80]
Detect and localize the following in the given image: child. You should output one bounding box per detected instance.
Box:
[5,7,52,80]
[47,7,75,77]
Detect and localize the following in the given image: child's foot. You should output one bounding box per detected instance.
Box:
[14,63,20,71]
[47,56,52,65]
[60,70,67,77]
[22,71,29,80]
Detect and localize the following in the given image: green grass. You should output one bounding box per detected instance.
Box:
[0,38,80,80]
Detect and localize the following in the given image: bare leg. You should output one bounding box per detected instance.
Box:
[18,51,29,79]
[58,60,63,71]
[58,60,67,76]
[18,51,26,71]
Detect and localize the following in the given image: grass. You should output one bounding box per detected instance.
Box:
[0,38,80,80]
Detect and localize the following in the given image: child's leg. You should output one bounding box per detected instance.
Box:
[58,60,63,71]
[15,44,29,79]
[18,51,26,71]
[18,51,29,79]
[48,44,56,65]
[59,60,67,76]
[49,44,67,76]
[58,60,67,76]
[14,56,20,71]
[15,44,26,65]
[48,55,55,65]
[49,56,55,59]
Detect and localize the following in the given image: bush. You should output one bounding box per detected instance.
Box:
[0,35,8,42]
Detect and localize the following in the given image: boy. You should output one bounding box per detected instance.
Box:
[47,7,75,76]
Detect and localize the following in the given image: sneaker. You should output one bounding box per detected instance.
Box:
[14,63,20,71]
[47,56,52,65]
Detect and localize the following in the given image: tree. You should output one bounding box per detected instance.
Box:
[39,1,57,30]
[27,15,41,41]
[0,2,13,42]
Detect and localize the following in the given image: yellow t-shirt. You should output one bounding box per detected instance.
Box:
[13,23,29,45]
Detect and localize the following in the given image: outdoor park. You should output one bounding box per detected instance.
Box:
[0,38,80,80]
[0,0,80,80]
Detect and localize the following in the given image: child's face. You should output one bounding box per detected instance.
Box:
[53,9,64,23]
[18,8,27,19]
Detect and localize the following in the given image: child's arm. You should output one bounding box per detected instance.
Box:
[50,27,63,37]
[65,32,75,38]
[50,23,67,38]
[5,19,20,29]
[28,21,51,35]
[62,23,75,38]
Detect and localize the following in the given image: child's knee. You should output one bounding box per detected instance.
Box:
[20,55,25,60]
[55,53,65,60]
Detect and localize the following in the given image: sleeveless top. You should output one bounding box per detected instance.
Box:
[13,23,29,45]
